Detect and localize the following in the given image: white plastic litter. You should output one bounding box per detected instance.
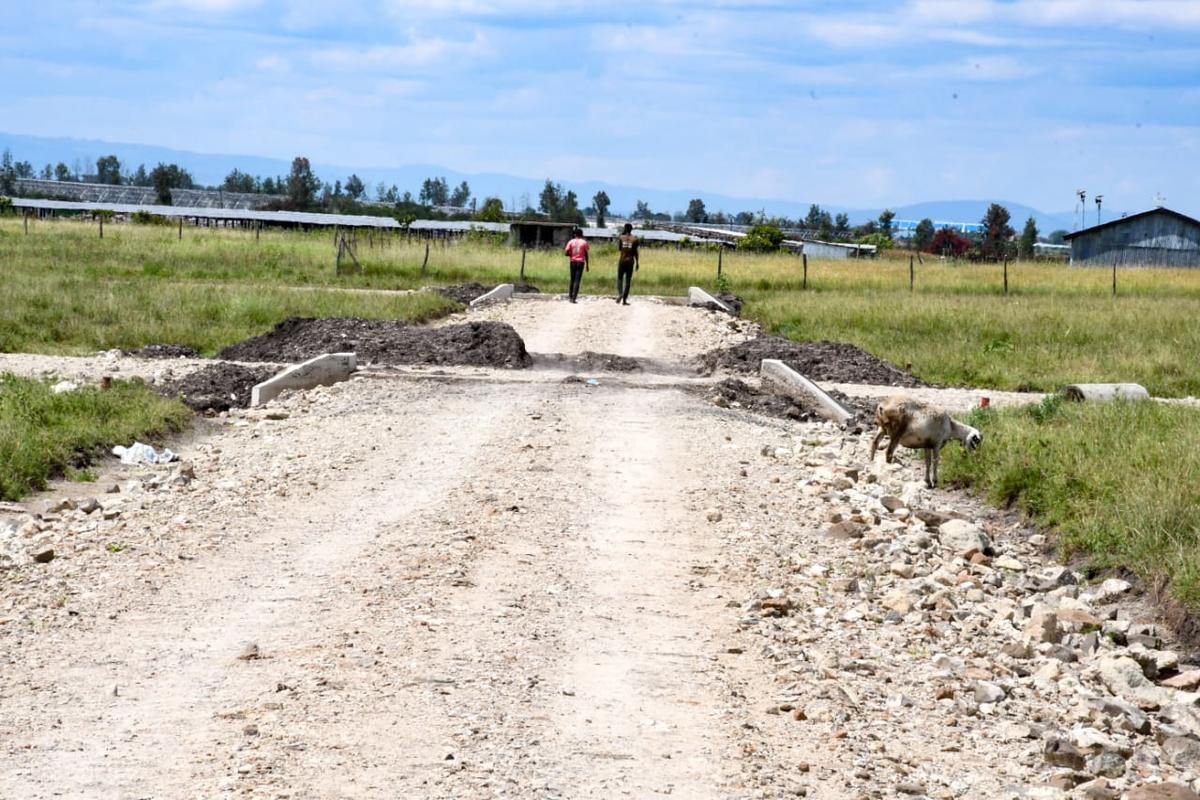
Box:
[112,442,178,465]
[51,381,79,394]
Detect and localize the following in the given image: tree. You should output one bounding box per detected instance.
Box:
[131,164,150,187]
[1047,229,1069,245]
[1018,216,1038,260]
[96,155,123,185]
[741,224,784,252]
[633,200,652,220]
[419,176,449,206]
[913,218,935,252]
[538,180,563,219]
[0,149,14,194]
[54,162,72,182]
[592,190,610,228]
[804,204,824,231]
[344,174,365,200]
[14,160,33,179]
[980,202,1015,260]
[834,212,851,240]
[929,227,972,257]
[561,190,585,225]
[475,197,505,222]
[816,212,834,241]
[449,180,471,208]
[686,198,708,223]
[286,156,321,210]
[223,168,257,193]
[734,210,755,225]
[40,163,53,180]
[878,209,895,241]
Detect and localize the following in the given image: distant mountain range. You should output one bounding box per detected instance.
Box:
[2,131,1087,231]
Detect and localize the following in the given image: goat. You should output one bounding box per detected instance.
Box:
[869,395,982,488]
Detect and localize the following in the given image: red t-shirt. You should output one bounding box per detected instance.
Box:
[564,237,589,263]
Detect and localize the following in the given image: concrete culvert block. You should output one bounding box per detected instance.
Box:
[687,287,733,315]
[251,352,356,407]
[470,283,515,308]
[1061,383,1150,402]
[759,359,854,426]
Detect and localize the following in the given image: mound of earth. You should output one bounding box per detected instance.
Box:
[437,283,493,305]
[123,344,200,359]
[699,337,925,387]
[514,283,540,294]
[159,364,277,412]
[217,317,532,369]
[705,378,874,423]
[716,293,744,315]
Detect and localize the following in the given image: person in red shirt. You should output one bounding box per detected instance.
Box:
[563,228,589,303]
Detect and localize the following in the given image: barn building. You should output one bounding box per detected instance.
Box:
[1064,207,1200,268]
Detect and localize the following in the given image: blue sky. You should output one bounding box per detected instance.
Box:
[3,0,1199,213]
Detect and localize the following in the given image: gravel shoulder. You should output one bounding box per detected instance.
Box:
[1,296,1197,799]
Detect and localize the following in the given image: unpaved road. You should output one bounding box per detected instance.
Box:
[2,297,1197,799]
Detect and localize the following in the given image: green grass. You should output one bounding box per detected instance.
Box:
[941,397,1200,610]
[0,373,193,501]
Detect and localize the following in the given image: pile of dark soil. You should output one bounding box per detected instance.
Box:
[706,379,874,423]
[123,344,200,359]
[437,283,493,305]
[159,364,277,412]
[217,317,532,369]
[699,336,925,387]
[716,293,744,315]
[514,283,540,294]
[535,351,643,373]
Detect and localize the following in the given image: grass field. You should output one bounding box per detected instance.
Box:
[942,398,1200,611]
[0,373,192,501]
[3,216,1200,394]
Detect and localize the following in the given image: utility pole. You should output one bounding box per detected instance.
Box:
[1076,189,1086,230]
[1095,195,1103,226]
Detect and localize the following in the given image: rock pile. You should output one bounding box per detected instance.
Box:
[719,426,1200,798]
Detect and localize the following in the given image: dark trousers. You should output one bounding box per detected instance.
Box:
[569,261,585,301]
[617,263,635,301]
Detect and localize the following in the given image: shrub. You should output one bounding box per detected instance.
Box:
[741,224,784,253]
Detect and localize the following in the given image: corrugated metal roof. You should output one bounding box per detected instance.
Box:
[1062,207,1200,240]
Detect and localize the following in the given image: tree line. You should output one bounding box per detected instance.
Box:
[0,147,1072,255]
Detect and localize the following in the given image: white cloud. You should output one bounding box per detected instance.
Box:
[145,0,260,11]
[312,32,490,70]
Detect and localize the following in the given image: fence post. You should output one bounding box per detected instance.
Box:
[909,254,914,292]
[255,221,260,242]
[802,253,808,290]
[717,248,723,279]
[1112,261,1117,296]
[520,247,527,284]
[1003,258,1008,295]
[421,240,430,275]
[98,215,103,239]
[23,209,29,234]
[178,218,183,240]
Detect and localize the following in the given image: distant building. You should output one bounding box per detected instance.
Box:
[801,240,877,260]
[893,219,985,236]
[1063,207,1200,268]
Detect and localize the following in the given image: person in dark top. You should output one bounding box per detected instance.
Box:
[615,223,639,305]
[563,228,589,303]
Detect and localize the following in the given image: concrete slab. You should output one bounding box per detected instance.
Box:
[251,352,357,407]
[687,287,732,314]
[760,358,854,425]
[470,283,515,308]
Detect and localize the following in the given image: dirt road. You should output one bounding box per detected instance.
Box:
[3,296,1197,799]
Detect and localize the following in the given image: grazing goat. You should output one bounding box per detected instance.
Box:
[869,395,982,488]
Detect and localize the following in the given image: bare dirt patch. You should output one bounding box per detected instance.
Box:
[159,363,277,411]
[216,317,532,369]
[535,351,644,373]
[699,336,926,387]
